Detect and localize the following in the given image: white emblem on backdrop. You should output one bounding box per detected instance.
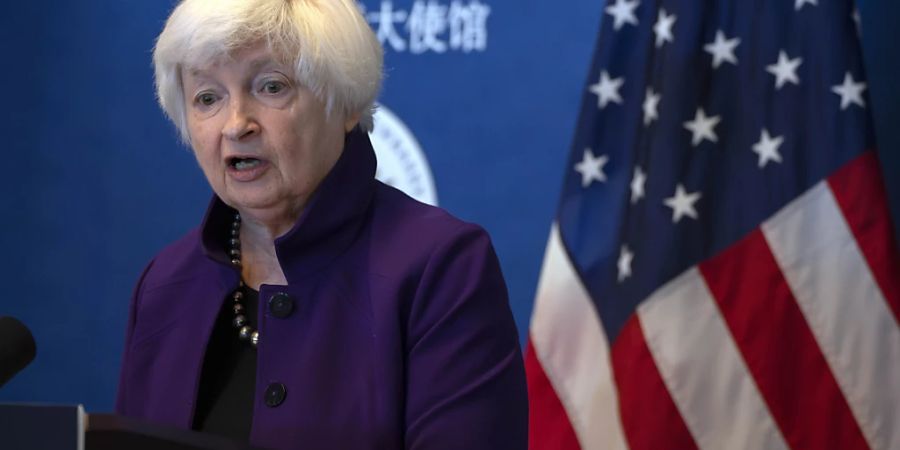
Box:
[360,0,491,54]
[370,104,439,206]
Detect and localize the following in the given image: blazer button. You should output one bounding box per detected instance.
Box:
[268,292,294,318]
[264,382,287,407]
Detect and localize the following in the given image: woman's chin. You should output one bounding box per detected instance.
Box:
[223,191,306,220]
[220,180,276,208]
[220,190,274,211]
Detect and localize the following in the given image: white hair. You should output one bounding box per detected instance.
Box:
[153,0,383,143]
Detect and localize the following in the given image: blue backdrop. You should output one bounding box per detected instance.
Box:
[1,0,897,413]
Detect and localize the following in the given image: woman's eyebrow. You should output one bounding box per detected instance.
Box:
[185,68,215,84]
[244,56,287,73]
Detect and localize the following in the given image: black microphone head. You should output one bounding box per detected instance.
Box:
[0,316,37,388]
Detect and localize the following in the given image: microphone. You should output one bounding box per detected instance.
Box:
[0,316,37,388]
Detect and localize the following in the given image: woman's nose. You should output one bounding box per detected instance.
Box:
[222,97,260,141]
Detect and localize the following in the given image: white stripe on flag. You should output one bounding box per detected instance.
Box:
[637,267,789,450]
[762,182,900,450]
[530,223,629,450]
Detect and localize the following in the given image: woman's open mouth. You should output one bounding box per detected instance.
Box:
[229,157,262,170]
[226,156,269,181]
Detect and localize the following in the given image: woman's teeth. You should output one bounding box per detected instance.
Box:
[234,159,261,170]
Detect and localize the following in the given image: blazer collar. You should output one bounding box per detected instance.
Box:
[199,127,377,282]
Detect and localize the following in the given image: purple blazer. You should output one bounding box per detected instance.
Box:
[115,130,528,449]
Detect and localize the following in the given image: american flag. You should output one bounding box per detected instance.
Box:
[525,1,900,449]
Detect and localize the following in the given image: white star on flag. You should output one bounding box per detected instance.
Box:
[617,244,634,282]
[795,0,817,11]
[766,50,802,89]
[664,184,702,223]
[752,129,785,168]
[653,9,676,48]
[605,0,640,31]
[589,70,625,109]
[630,166,646,204]
[683,108,721,146]
[704,30,741,69]
[574,148,609,187]
[832,72,867,110]
[643,88,661,126]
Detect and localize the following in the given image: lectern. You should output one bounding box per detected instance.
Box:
[0,403,263,450]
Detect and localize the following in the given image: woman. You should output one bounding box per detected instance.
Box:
[114,0,528,448]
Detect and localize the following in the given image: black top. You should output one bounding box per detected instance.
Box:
[192,285,259,441]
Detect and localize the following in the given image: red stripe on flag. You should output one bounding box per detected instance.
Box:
[611,316,698,450]
[700,229,870,450]
[524,340,581,450]
[828,150,900,323]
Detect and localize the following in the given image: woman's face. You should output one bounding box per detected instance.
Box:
[182,43,351,226]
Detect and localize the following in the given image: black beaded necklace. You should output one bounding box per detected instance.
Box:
[228,213,259,348]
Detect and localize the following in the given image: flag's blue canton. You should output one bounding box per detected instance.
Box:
[558,0,874,342]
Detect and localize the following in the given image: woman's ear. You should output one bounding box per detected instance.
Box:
[344,113,361,132]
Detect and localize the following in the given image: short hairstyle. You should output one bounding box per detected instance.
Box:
[153,0,383,143]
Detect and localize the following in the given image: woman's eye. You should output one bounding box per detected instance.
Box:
[196,93,217,106]
[262,81,286,94]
